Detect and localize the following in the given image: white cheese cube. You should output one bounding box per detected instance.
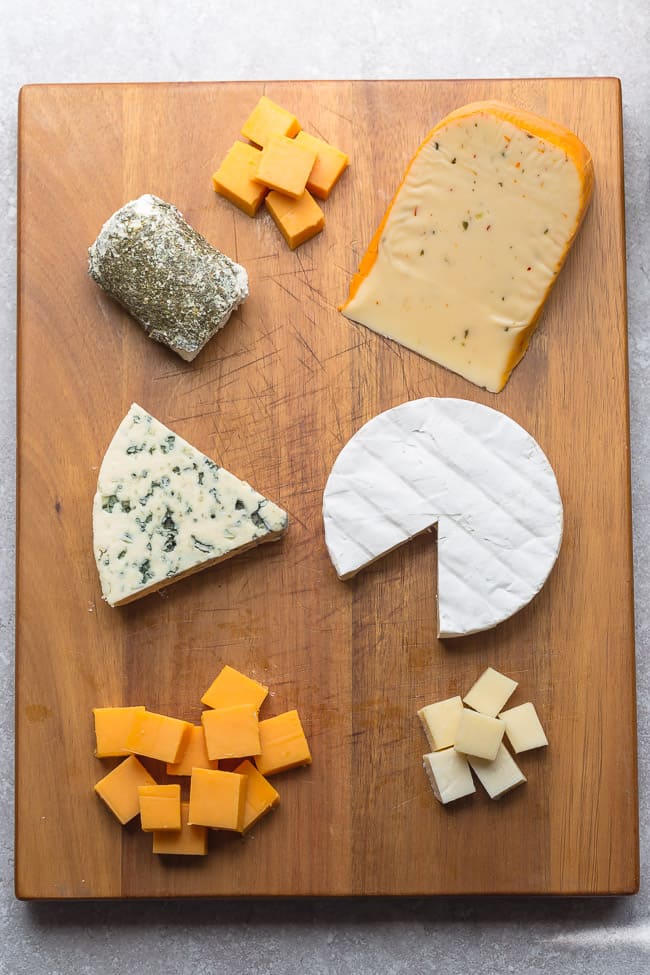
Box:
[498,702,548,753]
[423,749,475,805]
[463,667,518,717]
[454,708,504,760]
[417,696,464,751]
[468,745,527,799]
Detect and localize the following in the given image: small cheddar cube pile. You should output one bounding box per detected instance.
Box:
[92,664,310,859]
[212,95,349,249]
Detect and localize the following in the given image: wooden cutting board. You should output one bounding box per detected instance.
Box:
[15,78,637,898]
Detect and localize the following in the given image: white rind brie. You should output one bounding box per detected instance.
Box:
[322,397,563,638]
[93,404,288,606]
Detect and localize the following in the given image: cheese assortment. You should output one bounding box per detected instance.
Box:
[323,397,563,637]
[82,93,593,878]
[92,664,311,856]
[341,100,593,392]
[419,667,546,805]
[212,95,348,249]
[93,404,288,607]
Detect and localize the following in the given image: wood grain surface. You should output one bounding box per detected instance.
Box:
[15,78,637,898]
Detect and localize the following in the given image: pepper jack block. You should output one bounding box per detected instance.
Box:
[94,755,157,825]
[341,100,594,393]
[153,802,208,856]
[265,190,325,250]
[241,95,301,147]
[212,141,268,217]
[255,709,312,776]
[188,767,247,831]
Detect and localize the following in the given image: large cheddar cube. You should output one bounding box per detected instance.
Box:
[234,759,280,832]
[255,709,312,776]
[94,755,156,825]
[241,95,301,147]
[201,705,260,760]
[138,784,182,832]
[294,130,349,200]
[166,724,219,776]
[153,802,208,856]
[188,767,247,831]
[125,710,192,764]
[254,135,317,199]
[265,190,325,251]
[212,141,268,217]
[201,665,268,712]
[92,705,144,757]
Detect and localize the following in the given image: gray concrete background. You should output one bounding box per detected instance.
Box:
[1,1,649,971]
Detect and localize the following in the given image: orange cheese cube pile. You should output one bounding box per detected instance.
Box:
[212,95,348,249]
[92,664,310,859]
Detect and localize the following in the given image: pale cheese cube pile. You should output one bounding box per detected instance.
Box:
[418,667,548,805]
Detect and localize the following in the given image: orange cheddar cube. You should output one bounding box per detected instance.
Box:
[138,784,182,832]
[295,130,349,200]
[201,664,268,712]
[125,710,192,764]
[92,705,145,757]
[254,135,317,199]
[94,755,156,825]
[153,802,208,856]
[234,759,280,832]
[212,141,268,217]
[166,725,219,776]
[201,705,260,760]
[241,95,301,147]
[265,190,325,250]
[188,767,247,831]
[255,709,312,776]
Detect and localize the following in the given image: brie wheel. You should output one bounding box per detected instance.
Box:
[322,397,563,638]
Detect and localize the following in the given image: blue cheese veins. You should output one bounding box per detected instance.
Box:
[93,404,288,606]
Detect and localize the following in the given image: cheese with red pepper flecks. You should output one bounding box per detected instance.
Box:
[341,101,593,392]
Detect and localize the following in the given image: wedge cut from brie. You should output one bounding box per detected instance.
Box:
[93,404,288,606]
[322,398,563,638]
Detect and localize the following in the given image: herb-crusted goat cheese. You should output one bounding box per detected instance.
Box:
[88,195,248,361]
[93,404,288,606]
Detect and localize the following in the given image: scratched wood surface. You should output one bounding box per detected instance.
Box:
[15,79,637,898]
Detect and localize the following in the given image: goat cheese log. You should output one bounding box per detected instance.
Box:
[88,194,248,360]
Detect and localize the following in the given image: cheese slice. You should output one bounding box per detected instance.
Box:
[322,397,563,638]
[93,404,288,606]
[341,101,593,392]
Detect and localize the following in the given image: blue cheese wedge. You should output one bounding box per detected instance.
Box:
[93,404,288,606]
[322,397,563,638]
